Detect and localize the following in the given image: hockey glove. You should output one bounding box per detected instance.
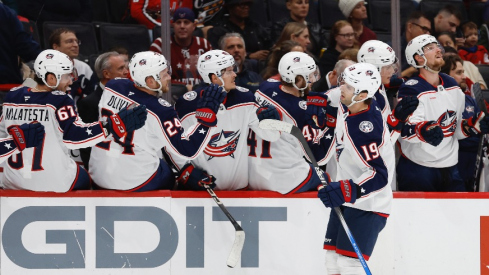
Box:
[306,92,335,129]
[8,122,45,152]
[317,179,361,208]
[385,75,405,89]
[316,170,332,190]
[196,84,226,127]
[387,96,419,131]
[176,163,217,191]
[415,121,444,146]
[106,105,148,139]
[256,105,281,121]
[463,111,489,135]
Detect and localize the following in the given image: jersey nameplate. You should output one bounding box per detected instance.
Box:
[51,91,65,96]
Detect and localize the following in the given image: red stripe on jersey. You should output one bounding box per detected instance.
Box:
[68,165,81,191]
[125,169,158,192]
[323,244,336,251]
[285,166,313,195]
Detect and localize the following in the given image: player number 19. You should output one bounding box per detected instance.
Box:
[360,143,380,161]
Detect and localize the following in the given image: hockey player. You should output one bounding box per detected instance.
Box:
[0,49,147,192]
[397,34,489,191]
[168,50,281,191]
[317,63,394,274]
[249,51,333,194]
[89,51,224,191]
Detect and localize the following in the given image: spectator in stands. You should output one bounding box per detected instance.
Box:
[76,52,129,169]
[0,3,41,86]
[318,20,355,76]
[444,46,488,89]
[207,0,271,61]
[219,33,263,92]
[437,31,456,50]
[459,22,489,65]
[432,5,463,48]
[110,46,130,71]
[271,0,327,58]
[130,0,192,29]
[338,0,376,47]
[311,59,355,92]
[273,22,313,59]
[49,28,95,98]
[440,53,481,190]
[262,40,304,81]
[150,7,212,90]
[17,0,92,32]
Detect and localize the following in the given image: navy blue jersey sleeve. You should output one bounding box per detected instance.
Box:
[53,94,106,149]
[152,98,212,159]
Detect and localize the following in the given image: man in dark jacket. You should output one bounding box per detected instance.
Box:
[207,0,272,61]
[0,3,41,85]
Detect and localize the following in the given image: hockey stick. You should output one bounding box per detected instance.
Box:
[259,119,372,275]
[472,82,488,192]
[204,185,245,268]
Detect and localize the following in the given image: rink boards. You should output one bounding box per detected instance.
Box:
[0,190,487,275]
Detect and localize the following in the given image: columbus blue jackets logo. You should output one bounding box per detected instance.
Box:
[293,57,300,63]
[299,101,307,110]
[46,53,54,59]
[158,98,171,107]
[405,79,418,86]
[466,105,475,113]
[359,121,374,133]
[368,47,375,53]
[183,91,197,101]
[437,110,457,136]
[204,130,240,160]
[365,70,374,77]
[139,59,146,66]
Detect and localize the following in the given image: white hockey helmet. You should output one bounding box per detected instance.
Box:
[358,40,397,72]
[34,49,74,89]
[197,50,235,84]
[278,51,318,91]
[405,34,443,70]
[129,51,169,93]
[339,63,381,106]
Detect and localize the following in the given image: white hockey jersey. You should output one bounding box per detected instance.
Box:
[398,74,468,168]
[334,103,394,215]
[168,86,280,190]
[89,79,215,191]
[0,86,108,192]
[249,81,321,194]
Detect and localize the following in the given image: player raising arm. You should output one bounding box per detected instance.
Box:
[0,50,147,192]
[89,51,224,191]
[168,50,280,191]
[316,63,394,275]
[249,51,334,194]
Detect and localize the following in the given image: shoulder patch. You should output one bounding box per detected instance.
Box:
[299,101,307,110]
[158,98,172,107]
[466,105,475,113]
[51,91,66,96]
[267,78,280,82]
[235,86,249,92]
[359,121,374,133]
[405,79,418,86]
[183,91,197,101]
[10,86,23,91]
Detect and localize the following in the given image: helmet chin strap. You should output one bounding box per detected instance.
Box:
[347,94,368,108]
[144,79,163,97]
[421,56,440,74]
[292,78,308,97]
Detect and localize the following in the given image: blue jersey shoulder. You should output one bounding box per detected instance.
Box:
[439,73,459,88]
[345,106,385,145]
[5,87,74,108]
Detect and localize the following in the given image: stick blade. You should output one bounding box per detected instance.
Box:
[226,230,245,268]
[259,119,293,134]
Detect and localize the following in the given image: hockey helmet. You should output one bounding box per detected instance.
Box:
[405,34,443,69]
[129,51,169,93]
[339,63,381,106]
[278,51,318,91]
[34,49,74,89]
[197,50,235,84]
[358,40,398,72]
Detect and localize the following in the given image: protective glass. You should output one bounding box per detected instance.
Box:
[422,43,445,54]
